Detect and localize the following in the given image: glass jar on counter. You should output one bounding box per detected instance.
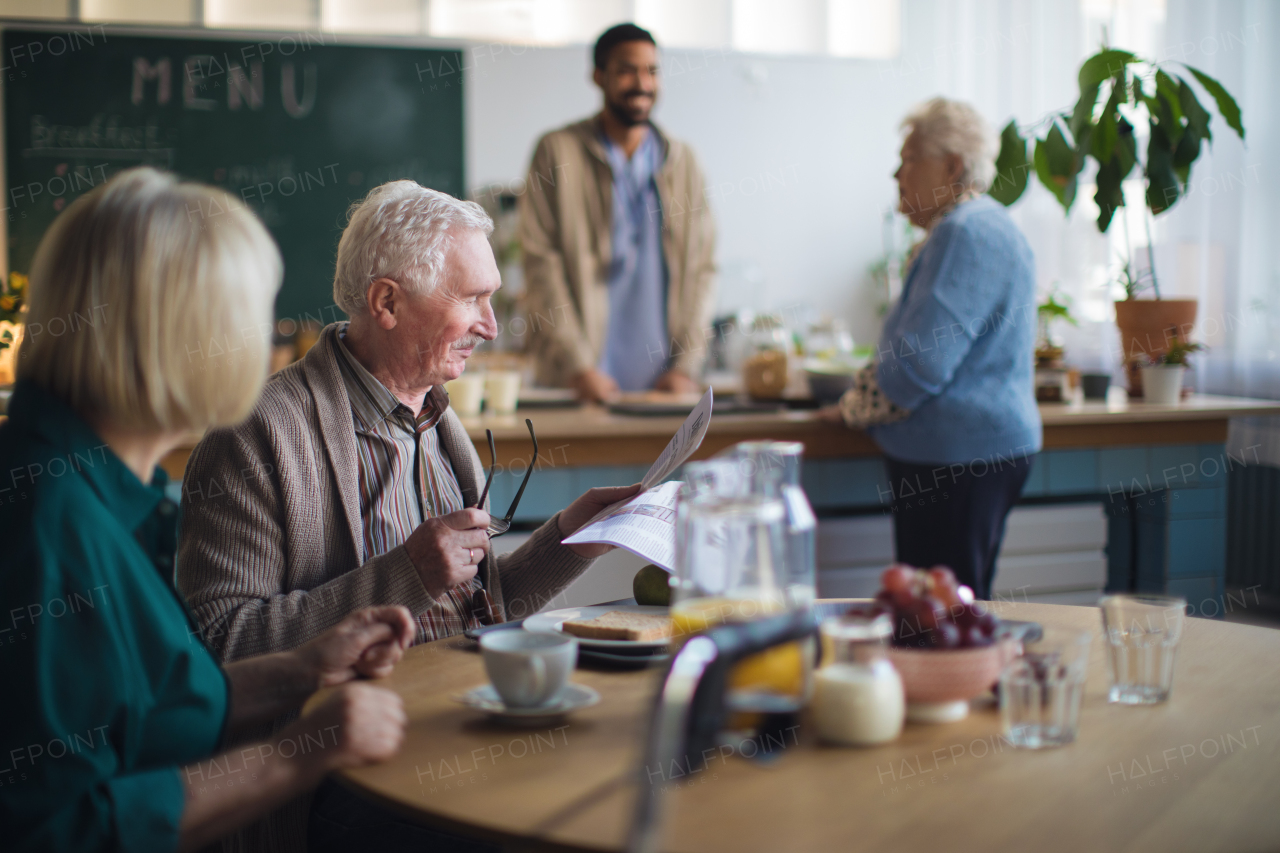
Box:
[813,615,905,746]
[742,314,790,400]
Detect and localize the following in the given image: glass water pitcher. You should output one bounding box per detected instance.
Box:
[720,440,817,608]
[672,458,805,712]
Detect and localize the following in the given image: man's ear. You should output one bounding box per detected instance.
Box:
[366,278,401,331]
[944,152,966,187]
[592,67,606,91]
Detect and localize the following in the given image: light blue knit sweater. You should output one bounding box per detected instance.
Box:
[870,195,1042,465]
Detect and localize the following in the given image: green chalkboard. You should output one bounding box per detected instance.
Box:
[3,27,464,321]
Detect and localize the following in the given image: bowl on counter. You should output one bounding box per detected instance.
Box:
[805,369,855,404]
[804,356,868,405]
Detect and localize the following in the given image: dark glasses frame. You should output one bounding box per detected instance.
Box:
[476,418,537,537]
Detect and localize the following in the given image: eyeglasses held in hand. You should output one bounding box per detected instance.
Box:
[475,418,537,537]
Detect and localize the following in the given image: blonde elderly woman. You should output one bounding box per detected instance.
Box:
[0,168,416,852]
[829,98,1041,600]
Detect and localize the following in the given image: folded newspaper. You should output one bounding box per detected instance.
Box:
[561,388,712,571]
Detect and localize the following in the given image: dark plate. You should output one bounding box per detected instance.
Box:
[577,647,670,669]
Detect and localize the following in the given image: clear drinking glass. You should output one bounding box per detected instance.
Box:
[1100,594,1187,704]
[672,459,800,712]
[999,628,1091,749]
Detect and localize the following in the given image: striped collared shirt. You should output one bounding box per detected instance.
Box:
[333,326,483,639]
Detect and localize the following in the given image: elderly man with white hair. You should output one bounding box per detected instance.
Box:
[180,181,638,660]
[825,97,1041,601]
[179,181,637,851]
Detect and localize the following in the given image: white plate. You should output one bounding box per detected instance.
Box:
[524,605,672,650]
[454,683,600,725]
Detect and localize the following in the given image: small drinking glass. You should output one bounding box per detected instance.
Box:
[1000,628,1091,749]
[1100,594,1187,704]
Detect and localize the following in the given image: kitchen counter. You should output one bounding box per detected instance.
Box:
[154,391,1280,602]
[451,392,1280,468]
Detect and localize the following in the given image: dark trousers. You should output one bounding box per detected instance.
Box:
[309,778,500,853]
[884,453,1033,599]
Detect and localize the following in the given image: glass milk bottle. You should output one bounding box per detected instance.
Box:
[672,458,802,711]
[813,615,905,746]
[721,441,817,608]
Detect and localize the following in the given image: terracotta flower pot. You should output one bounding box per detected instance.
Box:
[1113,299,1197,397]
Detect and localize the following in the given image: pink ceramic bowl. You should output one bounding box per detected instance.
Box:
[888,638,1019,704]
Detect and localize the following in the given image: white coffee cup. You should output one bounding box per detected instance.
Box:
[485,370,522,416]
[480,631,577,708]
[445,373,485,417]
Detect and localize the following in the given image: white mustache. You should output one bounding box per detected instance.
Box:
[452,335,484,350]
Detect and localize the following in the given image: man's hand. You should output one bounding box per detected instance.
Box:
[652,370,699,394]
[404,508,491,599]
[572,368,620,404]
[557,483,644,558]
[295,606,415,689]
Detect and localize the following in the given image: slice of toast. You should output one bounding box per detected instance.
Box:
[561,610,671,642]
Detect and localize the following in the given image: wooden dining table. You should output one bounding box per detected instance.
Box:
[332,602,1280,852]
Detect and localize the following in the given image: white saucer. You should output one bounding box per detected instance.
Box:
[454,683,600,725]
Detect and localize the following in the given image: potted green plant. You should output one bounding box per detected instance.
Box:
[988,45,1244,395]
[1035,288,1076,364]
[1141,332,1205,405]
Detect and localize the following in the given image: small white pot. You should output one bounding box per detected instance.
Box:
[1141,364,1185,404]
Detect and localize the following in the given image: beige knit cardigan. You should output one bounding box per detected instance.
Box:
[177,322,594,663]
[176,324,595,853]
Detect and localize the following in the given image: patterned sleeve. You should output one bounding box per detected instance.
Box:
[837,363,912,427]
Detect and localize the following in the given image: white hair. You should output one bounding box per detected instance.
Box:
[333,181,494,315]
[901,97,998,192]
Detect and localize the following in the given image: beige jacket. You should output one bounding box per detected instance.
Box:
[178,323,593,663]
[519,116,718,387]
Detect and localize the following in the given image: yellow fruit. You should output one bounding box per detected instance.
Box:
[632,564,671,606]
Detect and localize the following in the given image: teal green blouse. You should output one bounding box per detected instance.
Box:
[0,382,228,852]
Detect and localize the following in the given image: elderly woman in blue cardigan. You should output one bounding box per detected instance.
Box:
[834,98,1042,599]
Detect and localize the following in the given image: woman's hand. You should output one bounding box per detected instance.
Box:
[286,682,407,776]
[179,682,406,851]
[557,483,644,558]
[817,404,846,424]
[296,606,416,689]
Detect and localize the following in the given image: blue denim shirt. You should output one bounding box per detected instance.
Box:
[599,128,669,391]
[870,195,1043,464]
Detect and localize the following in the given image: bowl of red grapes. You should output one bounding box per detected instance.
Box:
[849,564,1019,715]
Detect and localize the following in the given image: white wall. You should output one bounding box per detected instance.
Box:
[464,0,1089,349]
